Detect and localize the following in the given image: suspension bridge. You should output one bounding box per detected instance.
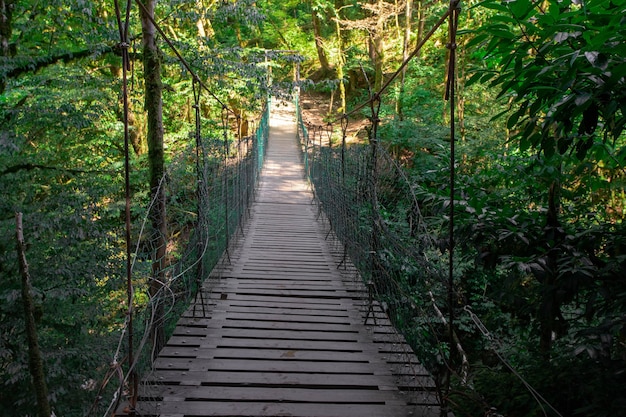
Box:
[114,101,443,417]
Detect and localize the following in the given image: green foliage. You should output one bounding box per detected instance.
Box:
[469,0,626,160]
[1,0,625,415]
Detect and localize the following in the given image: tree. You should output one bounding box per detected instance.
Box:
[469,0,626,354]
[0,0,14,93]
[138,0,167,357]
[396,0,412,119]
[310,0,332,75]
[16,213,51,417]
[471,0,626,160]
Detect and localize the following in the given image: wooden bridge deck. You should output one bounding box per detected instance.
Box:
[128,103,441,417]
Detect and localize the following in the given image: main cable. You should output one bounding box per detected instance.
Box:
[134,0,235,115]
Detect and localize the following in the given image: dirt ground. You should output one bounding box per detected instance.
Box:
[297,90,370,144]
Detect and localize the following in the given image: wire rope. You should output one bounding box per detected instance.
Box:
[134,0,234,114]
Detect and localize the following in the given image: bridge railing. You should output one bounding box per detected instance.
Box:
[296,101,450,392]
[100,101,270,416]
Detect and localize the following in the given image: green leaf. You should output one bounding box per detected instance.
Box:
[508,0,532,18]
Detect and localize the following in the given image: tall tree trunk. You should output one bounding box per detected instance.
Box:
[139,0,167,358]
[195,0,214,39]
[311,2,331,74]
[457,42,466,141]
[333,4,346,113]
[415,0,425,57]
[16,213,51,417]
[371,0,385,91]
[397,0,412,119]
[0,0,15,94]
[539,179,564,356]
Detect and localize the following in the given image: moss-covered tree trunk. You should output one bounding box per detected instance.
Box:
[397,0,412,119]
[16,213,51,417]
[311,1,331,74]
[539,179,565,356]
[139,0,166,358]
[0,0,15,94]
[333,4,346,114]
[370,0,385,92]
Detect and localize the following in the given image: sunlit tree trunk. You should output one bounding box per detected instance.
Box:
[196,0,215,39]
[370,0,385,91]
[0,0,15,94]
[415,0,425,57]
[139,0,167,358]
[16,213,51,417]
[311,1,331,74]
[457,42,466,141]
[397,0,412,119]
[333,2,346,113]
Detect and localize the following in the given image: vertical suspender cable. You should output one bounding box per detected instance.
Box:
[192,78,207,317]
[222,106,231,263]
[369,97,382,296]
[444,0,460,410]
[339,115,349,267]
[113,0,137,411]
[237,115,245,235]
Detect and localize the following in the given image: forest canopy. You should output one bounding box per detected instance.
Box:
[1,0,625,416]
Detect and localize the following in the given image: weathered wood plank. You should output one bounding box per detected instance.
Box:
[143,370,388,388]
[132,401,442,417]
[159,347,375,362]
[138,385,406,403]
[153,357,392,375]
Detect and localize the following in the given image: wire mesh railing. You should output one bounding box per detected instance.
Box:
[98,103,270,416]
[296,104,454,408]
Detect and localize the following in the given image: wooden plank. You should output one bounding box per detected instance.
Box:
[181,304,351,318]
[131,401,442,417]
[190,337,366,352]
[206,311,353,324]
[159,347,376,362]
[173,328,361,342]
[206,293,351,306]
[173,318,355,333]
[143,370,388,388]
[206,288,356,299]
[138,385,404,403]
[202,298,350,311]
[153,357,392,375]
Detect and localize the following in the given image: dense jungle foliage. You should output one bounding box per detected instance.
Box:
[0,0,624,416]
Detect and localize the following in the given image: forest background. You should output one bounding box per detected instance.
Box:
[0,0,625,416]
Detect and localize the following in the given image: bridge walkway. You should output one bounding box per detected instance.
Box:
[131,103,441,417]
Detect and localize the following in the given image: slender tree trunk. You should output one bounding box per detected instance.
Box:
[195,0,214,39]
[457,36,467,140]
[333,3,346,113]
[139,0,166,358]
[16,213,51,417]
[0,0,15,93]
[129,99,147,156]
[397,0,412,119]
[416,0,425,57]
[371,0,385,91]
[311,3,331,74]
[539,179,564,356]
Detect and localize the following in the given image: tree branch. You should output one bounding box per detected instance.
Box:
[1,163,114,176]
[1,41,141,81]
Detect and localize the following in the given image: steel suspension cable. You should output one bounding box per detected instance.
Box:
[113,0,137,412]
[444,0,461,410]
[221,106,231,263]
[134,0,235,115]
[329,6,452,124]
[192,78,207,317]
